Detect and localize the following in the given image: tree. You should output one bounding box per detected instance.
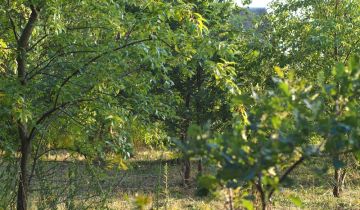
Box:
[183,58,360,209]
[268,0,360,197]
[0,0,207,209]
[268,0,360,79]
[159,0,240,185]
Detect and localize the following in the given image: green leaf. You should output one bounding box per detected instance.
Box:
[242,199,254,210]
[354,151,360,162]
[274,66,284,78]
[197,175,217,190]
[317,71,325,85]
[289,195,302,207]
[278,82,290,96]
[271,116,281,129]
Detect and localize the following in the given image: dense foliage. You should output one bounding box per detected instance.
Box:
[0,0,359,209]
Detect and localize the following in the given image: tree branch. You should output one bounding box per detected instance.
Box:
[53,37,152,107]
[27,34,48,52]
[16,4,39,84]
[27,98,93,142]
[254,176,267,210]
[7,6,19,42]
[343,38,360,63]
[18,5,38,49]
[268,156,305,199]
[27,50,98,80]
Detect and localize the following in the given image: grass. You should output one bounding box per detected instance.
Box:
[1,149,359,209]
[108,152,360,210]
[271,158,360,210]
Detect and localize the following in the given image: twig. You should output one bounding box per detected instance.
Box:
[53,38,152,108]
[268,156,305,199]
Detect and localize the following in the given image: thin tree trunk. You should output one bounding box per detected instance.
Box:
[197,159,203,175]
[195,66,203,176]
[254,177,267,210]
[256,183,267,210]
[259,188,267,210]
[333,168,341,197]
[340,169,346,193]
[182,118,191,186]
[14,5,38,210]
[184,158,191,186]
[17,124,31,210]
[182,123,191,185]
[227,188,234,210]
[183,78,192,186]
[333,168,347,197]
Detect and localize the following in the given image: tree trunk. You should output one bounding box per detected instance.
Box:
[195,66,203,176]
[14,5,38,210]
[254,178,267,210]
[227,188,234,210]
[183,78,192,186]
[184,158,191,186]
[333,168,346,197]
[182,115,191,186]
[17,124,31,210]
[258,187,267,210]
[182,118,191,186]
[197,159,203,176]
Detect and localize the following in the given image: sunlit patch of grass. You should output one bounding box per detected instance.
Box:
[273,187,360,210]
[39,151,86,162]
[271,158,360,210]
[108,191,224,210]
[130,148,181,162]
